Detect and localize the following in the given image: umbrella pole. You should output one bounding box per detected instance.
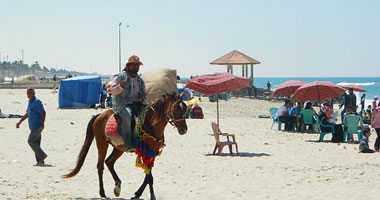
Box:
[217,95,219,126]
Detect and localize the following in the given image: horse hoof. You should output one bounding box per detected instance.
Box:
[114,185,121,197]
[131,196,139,200]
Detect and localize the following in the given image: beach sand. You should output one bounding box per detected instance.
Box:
[1,89,380,199]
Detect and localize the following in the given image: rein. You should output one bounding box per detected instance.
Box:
[167,109,185,128]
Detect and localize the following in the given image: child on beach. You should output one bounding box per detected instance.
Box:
[358,125,375,153]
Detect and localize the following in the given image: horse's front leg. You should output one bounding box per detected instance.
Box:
[132,170,155,200]
[147,171,156,200]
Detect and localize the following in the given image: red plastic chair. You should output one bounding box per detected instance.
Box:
[211,122,238,155]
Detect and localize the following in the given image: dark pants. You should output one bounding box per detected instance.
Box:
[340,108,346,123]
[331,124,344,143]
[361,149,376,153]
[374,128,380,149]
[279,116,296,130]
[28,130,47,163]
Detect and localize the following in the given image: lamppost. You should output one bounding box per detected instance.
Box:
[118,22,122,72]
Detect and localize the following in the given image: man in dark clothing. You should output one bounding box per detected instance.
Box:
[267,81,271,91]
[339,88,356,122]
[360,94,366,113]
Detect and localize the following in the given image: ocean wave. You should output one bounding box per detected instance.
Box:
[337,82,375,86]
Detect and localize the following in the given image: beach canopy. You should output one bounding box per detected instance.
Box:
[340,84,367,92]
[292,81,345,102]
[271,80,306,97]
[58,76,102,108]
[210,50,261,65]
[186,72,251,125]
[209,50,260,80]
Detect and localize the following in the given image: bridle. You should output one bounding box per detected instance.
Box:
[167,100,186,128]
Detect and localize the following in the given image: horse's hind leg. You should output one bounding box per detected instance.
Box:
[132,171,155,200]
[105,147,123,197]
[96,141,108,197]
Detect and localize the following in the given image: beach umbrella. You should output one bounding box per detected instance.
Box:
[271,80,306,97]
[186,72,252,125]
[292,81,345,102]
[340,84,367,92]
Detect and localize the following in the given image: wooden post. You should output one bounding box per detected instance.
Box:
[250,64,253,78]
[231,65,233,74]
[251,64,254,84]
[242,64,244,77]
[245,65,248,77]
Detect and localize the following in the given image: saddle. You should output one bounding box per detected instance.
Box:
[105,107,147,139]
[105,114,122,138]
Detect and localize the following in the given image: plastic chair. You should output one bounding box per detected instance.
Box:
[211,122,238,155]
[343,114,364,142]
[269,107,282,130]
[316,117,335,142]
[300,109,317,133]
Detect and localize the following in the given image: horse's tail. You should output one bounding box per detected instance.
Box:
[62,114,99,178]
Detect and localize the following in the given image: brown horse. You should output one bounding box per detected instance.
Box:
[62,93,188,200]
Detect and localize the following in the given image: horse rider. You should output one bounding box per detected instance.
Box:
[107,55,146,152]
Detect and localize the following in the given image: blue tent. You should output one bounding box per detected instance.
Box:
[58,76,102,108]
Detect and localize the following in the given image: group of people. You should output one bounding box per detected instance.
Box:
[275,100,317,132]
[274,88,380,154]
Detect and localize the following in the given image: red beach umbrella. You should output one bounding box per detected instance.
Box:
[186,73,252,95]
[340,84,367,92]
[186,73,252,125]
[292,81,345,102]
[271,80,306,97]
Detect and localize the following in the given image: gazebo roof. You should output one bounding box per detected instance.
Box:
[210,50,261,65]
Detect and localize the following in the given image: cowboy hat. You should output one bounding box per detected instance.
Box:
[126,55,143,67]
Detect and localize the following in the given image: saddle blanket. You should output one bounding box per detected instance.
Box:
[105,114,122,138]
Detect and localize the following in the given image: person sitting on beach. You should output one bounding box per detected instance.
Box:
[322,103,334,121]
[289,102,304,131]
[318,109,344,142]
[0,109,23,118]
[366,105,372,121]
[275,100,296,131]
[343,105,360,142]
[359,125,375,153]
[304,102,316,112]
[344,105,358,116]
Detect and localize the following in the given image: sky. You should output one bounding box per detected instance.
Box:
[1,0,379,77]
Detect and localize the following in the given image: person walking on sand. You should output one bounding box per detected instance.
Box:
[16,88,48,166]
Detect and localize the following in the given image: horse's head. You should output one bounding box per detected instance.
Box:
[166,92,188,135]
